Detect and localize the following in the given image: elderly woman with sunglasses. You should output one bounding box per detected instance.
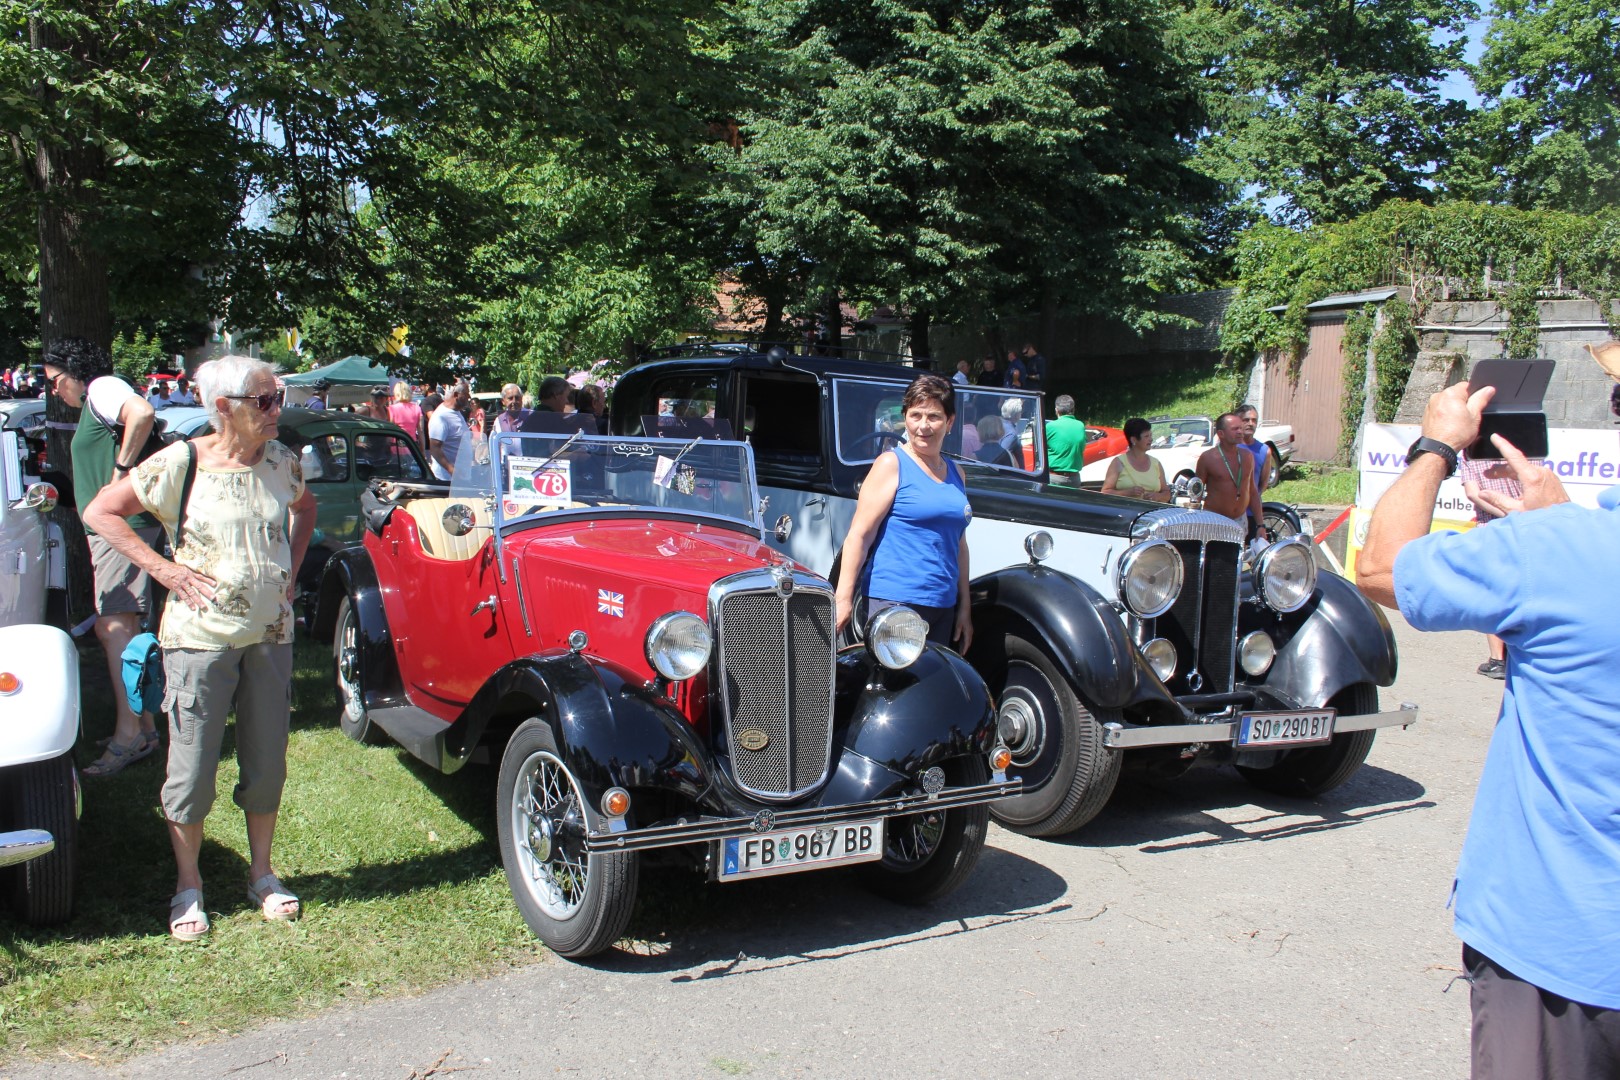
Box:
[85,356,315,941]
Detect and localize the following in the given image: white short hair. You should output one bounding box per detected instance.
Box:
[196,355,274,431]
[1000,397,1023,421]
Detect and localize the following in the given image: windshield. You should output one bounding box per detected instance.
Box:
[453,431,762,533]
[830,378,1046,477]
[1150,418,1213,450]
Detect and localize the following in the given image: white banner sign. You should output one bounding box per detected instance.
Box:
[1358,424,1620,514]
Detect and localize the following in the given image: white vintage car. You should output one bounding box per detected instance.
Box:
[0,428,79,925]
[1079,415,1297,488]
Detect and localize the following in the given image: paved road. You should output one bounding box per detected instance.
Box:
[10,615,1494,1080]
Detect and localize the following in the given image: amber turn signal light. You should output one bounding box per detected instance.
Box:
[601,787,631,818]
[0,671,19,695]
[990,746,1012,772]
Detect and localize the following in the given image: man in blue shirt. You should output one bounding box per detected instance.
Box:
[1356,381,1620,1079]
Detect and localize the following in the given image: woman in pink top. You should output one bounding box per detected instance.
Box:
[388,382,426,447]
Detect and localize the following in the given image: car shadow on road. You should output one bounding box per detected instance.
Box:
[1051,764,1434,853]
[587,843,1071,977]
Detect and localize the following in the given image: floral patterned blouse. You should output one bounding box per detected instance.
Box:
[133,439,306,650]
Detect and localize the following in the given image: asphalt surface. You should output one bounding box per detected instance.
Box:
[7,613,1494,1080]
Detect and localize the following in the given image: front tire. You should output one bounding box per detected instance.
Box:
[498,719,638,958]
[985,634,1121,837]
[6,755,77,925]
[1264,445,1282,488]
[333,597,383,745]
[1235,683,1379,796]
[857,756,989,904]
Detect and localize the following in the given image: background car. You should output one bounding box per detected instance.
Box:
[611,348,1414,839]
[159,405,431,596]
[1083,425,1127,466]
[1079,414,1296,487]
[313,429,1017,958]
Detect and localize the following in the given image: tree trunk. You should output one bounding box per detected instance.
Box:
[908,309,931,367]
[822,289,842,353]
[762,293,784,343]
[27,14,112,626]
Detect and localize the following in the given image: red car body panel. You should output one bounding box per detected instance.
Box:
[367,513,780,726]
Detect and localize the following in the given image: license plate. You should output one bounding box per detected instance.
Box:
[718,819,885,881]
[1236,708,1336,747]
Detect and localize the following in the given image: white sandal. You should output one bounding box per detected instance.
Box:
[246,874,301,921]
[169,888,209,941]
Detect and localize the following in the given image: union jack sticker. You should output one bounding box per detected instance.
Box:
[597,589,625,617]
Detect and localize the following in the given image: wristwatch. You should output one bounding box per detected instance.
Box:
[113,462,133,474]
[1405,436,1458,478]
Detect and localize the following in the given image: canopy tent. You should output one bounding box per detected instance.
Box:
[279,355,397,407]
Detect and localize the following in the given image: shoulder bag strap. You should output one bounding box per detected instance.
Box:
[175,441,198,548]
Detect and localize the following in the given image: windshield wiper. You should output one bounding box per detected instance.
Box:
[521,428,585,480]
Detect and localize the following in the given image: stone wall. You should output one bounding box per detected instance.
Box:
[1394,299,1616,428]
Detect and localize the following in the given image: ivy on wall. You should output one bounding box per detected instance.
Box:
[1221,200,1620,366]
[1372,295,1416,421]
[1337,309,1373,459]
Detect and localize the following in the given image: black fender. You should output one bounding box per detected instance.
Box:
[1263,571,1398,708]
[444,652,712,806]
[1261,501,1303,534]
[314,546,409,714]
[967,564,1180,715]
[822,645,997,804]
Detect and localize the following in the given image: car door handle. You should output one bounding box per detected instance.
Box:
[470,595,497,616]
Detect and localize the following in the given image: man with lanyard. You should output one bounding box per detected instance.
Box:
[1044,394,1086,488]
[1356,381,1620,1079]
[41,338,162,776]
[1194,412,1255,530]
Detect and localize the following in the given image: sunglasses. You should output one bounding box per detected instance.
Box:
[44,371,70,392]
[227,392,282,412]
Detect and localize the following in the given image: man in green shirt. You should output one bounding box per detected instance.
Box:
[1045,394,1086,487]
[43,338,161,777]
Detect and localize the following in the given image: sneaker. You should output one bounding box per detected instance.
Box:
[1477,658,1506,680]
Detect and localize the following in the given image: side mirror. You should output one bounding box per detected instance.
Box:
[20,482,58,514]
[774,514,793,543]
[442,503,478,537]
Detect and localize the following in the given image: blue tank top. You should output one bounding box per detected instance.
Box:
[865,448,971,607]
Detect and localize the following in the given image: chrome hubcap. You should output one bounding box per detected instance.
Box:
[998,693,1043,764]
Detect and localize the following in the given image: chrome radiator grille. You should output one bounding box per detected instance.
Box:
[1155,539,1243,694]
[714,575,836,800]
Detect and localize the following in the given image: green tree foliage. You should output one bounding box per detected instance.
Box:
[109,328,164,382]
[712,0,1213,354]
[1445,0,1620,213]
[1182,0,1476,228]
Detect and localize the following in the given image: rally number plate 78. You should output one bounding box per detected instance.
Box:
[1236,708,1337,748]
[718,819,885,881]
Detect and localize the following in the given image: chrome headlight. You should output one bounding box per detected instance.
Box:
[1141,637,1177,682]
[1239,631,1277,676]
[645,611,712,681]
[1257,538,1317,613]
[1116,539,1183,618]
[866,605,928,670]
[1024,530,1053,564]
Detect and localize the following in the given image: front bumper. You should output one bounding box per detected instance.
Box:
[0,829,54,869]
[1101,704,1419,750]
[583,777,1021,854]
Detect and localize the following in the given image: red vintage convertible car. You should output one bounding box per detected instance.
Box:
[1083,425,1128,467]
[315,426,1017,958]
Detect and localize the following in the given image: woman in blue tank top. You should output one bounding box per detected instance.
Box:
[834,374,973,649]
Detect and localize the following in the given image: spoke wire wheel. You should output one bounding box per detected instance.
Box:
[888,807,946,865]
[332,598,380,744]
[510,749,590,921]
[857,756,990,905]
[1263,508,1301,540]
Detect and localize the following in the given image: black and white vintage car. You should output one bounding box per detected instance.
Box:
[610,348,1417,837]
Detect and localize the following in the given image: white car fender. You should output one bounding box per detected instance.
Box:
[0,623,80,763]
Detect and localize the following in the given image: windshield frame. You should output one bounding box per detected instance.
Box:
[829,376,1048,478]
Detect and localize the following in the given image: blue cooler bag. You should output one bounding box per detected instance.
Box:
[121,632,165,718]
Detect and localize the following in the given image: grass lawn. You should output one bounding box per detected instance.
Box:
[1268,462,1358,507]
[1056,366,1249,430]
[0,637,542,1063]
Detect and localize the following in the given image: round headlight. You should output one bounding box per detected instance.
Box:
[1024,530,1053,563]
[645,612,711,681]
[1257,538,1318,613]
[1239,630,1277,676]
[1116,539,1183,618]
[866,605,928,670]
[1141,637,1177,682]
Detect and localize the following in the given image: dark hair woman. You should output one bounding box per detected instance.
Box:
[834,374,973,650]
[1101,416,1170,502]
